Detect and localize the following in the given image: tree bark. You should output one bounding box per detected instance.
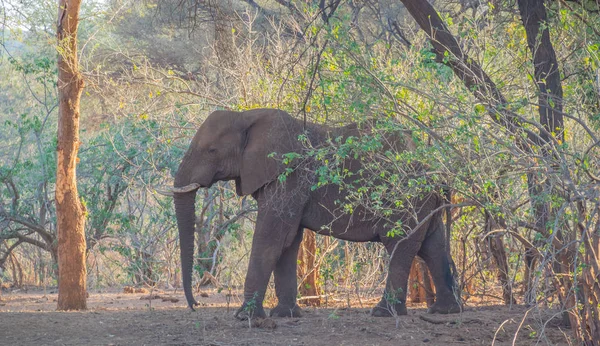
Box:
[517,0,564,143]
[408,257,434,306]
[209,2,235,68]
[9,252,23,288]
[56,0,87,311]
[515,0,583,338]
[485,214,516,305]
[298,230,320,306]
[516,0,569,308]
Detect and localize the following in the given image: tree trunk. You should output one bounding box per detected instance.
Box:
[514,0,589,341]
[522,244,537,305]
[483,212,515,305]
[517,0,564,143]
[56,0,87,311]
[298,230,320,306]
[488,235,515,305]
[517,0,563,309]
[9,252,23,288]
[134,250,156,286]
[210,2,235,67]
[408,257,434,306]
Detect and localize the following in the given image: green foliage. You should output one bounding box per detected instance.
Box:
[384,287,403,306]
[1,7,599,338]
[244,292,259,322]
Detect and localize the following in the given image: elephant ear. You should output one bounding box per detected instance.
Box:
[236,109,303,196]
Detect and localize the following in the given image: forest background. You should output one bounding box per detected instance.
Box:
[0,0,599,344]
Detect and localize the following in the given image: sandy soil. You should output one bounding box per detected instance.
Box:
[0,288,571,346]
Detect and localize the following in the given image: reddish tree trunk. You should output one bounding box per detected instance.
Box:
[298,230,320,306]
[56,0,87,311]
[408,257,434,306]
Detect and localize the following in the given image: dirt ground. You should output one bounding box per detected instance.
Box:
[0,287,571,346]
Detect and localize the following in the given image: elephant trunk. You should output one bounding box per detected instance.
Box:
[174,190,198,310]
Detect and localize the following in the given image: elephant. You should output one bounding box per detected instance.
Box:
[168,108,461,319]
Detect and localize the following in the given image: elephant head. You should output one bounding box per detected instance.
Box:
[170,108,304,309]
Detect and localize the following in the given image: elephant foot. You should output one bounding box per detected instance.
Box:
[371,300,407,317]
[270,304,303,318]
[427,300,462,314]
[234,302,267,320]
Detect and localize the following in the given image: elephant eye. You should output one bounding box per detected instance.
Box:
[208,147,217,154]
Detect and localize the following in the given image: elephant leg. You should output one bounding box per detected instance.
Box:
[235,202,302,320]
[270,227,304,317]
[418,219,462,314]
[371,238,421,317]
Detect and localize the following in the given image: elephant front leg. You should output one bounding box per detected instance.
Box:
[235,204,303,320]
[372,239,420,317]
[270,227,304,317]
[234,249,272,320]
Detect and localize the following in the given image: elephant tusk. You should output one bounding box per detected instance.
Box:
[155,188,175,196]
[155,183,201,196]
[172,183,201,193]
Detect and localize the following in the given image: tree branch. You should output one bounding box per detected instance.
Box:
[13,233,50,251]
[3,215,54,246]
[398,0,527,139]
[0,239,24,269]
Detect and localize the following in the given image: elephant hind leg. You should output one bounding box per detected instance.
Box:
[270,227,304,318]
[418,218,462,314]
[371,239,421,317]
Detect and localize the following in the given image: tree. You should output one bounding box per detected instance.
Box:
[515,0,565,306]
[56,0,87,311]
[2,1,598,342]
[396,1,599,343]
[297,230,321,306]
